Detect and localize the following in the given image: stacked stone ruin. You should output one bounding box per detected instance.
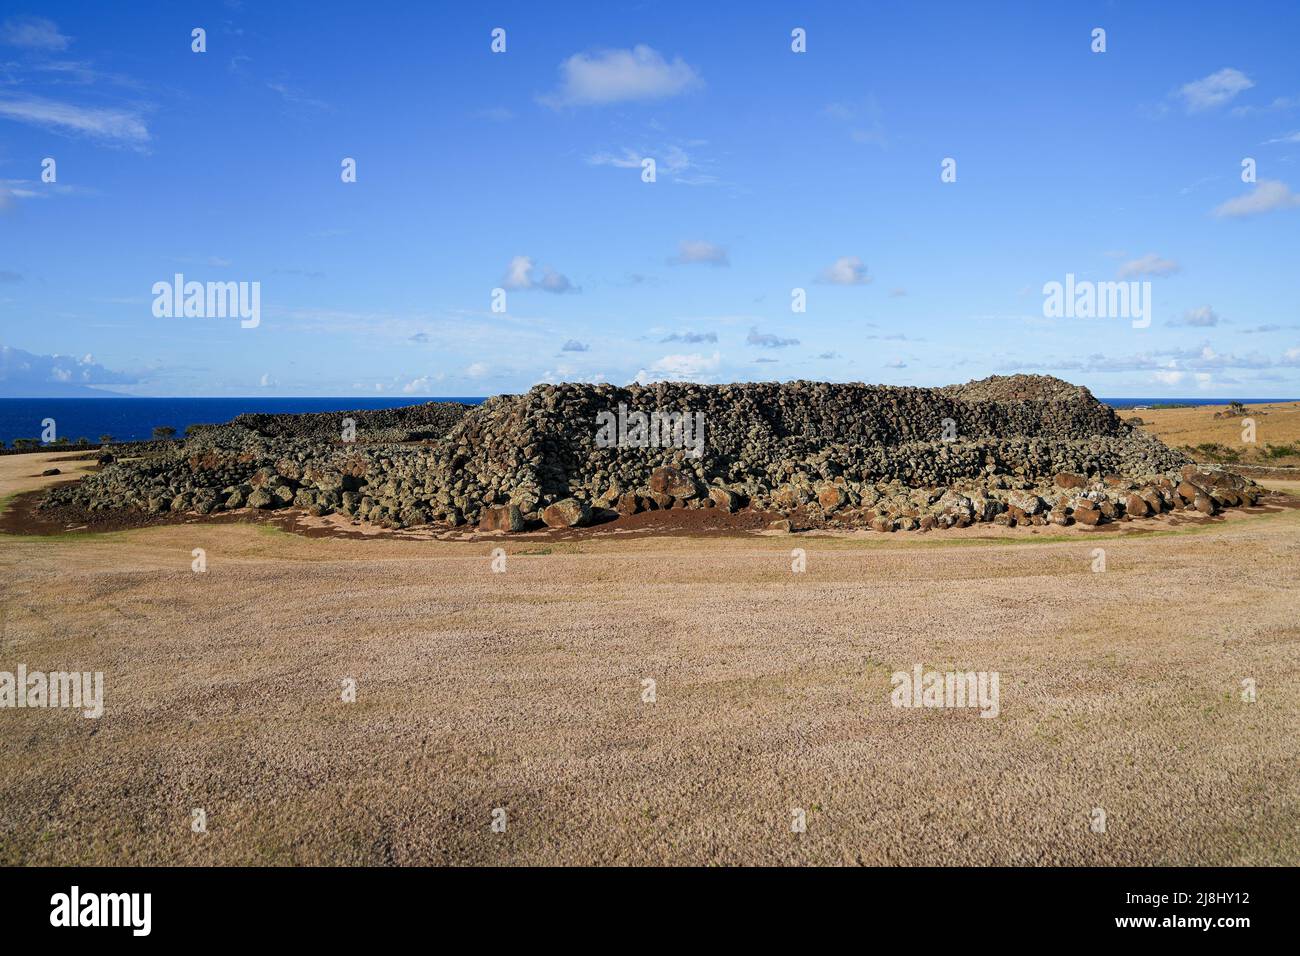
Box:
[41,375,1260,532]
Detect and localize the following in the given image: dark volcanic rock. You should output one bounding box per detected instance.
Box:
[38,374,1258,534]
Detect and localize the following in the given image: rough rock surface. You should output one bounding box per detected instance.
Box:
[40,375,1260,532]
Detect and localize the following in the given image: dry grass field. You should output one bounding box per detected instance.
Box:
[1129,400,1300,467]
[1,446,1298,866]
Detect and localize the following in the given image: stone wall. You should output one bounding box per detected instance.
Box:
[43,375,1247,533]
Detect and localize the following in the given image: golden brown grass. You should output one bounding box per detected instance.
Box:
[1129,400,1300,466]
[1,447,1297,865]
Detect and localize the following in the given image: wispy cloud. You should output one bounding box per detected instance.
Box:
[1117,253,1180,278]
[0,93,149,144]
[1177,67,1253,112]
[1232,94,1300,117]
[669,239,729,267]
[822,97,888,146]
[1001,344,1300,375]
[660,331,717,344]
[1,16,70,51]
[588,143,718,185]
[1168,306,1220,327]
[1212,179,1300,218]
[746,327,799,348]
[266,80,330,112]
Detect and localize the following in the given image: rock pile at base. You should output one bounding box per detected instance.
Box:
[41,375,1261,532]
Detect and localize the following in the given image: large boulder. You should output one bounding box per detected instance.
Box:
[1072,501,1102,525]
[817,484,847,513]
[542,498,591,528]
[479,504,525,533]
[247,487,277,509]
[1124,493,1151,518]
[1005,489,1044,515]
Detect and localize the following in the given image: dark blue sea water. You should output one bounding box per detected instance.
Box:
[1,395,1294,447]
[1101,397,1297,409]
[0,397,486,446]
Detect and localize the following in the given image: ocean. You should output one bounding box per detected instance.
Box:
[0,397,486,446]
[0,395,1294,447]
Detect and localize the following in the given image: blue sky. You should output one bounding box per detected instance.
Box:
[1,0,1299,397]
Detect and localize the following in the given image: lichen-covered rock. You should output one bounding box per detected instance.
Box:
[247,488,276,509]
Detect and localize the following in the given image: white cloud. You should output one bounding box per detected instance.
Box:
[1117,253,1181,278]
[1263,131,1300,144]
[465,362,489,378]
[402,373,445,393]
[500,255,578,293]
[817,255,871,285]
[632,351,721,384]
[1153,370,1185,386]
[1212,179,1300,218]
[1178,68,1253,112]
[0,344,136,391]
[669,239,729,267]
[542,45,701,107]
[502,255,533,290]
[535,368,608,386]
[258,373,276,388]
[1,16,70,50]
[0,94,149,144]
